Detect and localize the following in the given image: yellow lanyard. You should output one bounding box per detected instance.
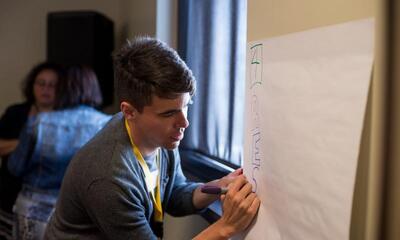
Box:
[125,119,163,222]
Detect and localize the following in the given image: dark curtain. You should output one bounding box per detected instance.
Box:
[178,0,246,168]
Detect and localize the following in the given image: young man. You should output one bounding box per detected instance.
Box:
[44,37,260,240]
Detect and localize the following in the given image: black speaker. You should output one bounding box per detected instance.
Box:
[47,11,114,107]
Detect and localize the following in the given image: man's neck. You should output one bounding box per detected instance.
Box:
[139,147,157,158]
[127,121,158,157]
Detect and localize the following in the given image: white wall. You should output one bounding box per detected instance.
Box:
[248,0,374,41]
[0,0,158,114]
[156,0,178,49]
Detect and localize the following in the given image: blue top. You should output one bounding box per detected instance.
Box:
[8,105,111,191]
[44,112,201,240]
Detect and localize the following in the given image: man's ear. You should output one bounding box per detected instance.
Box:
[120,101,138,120]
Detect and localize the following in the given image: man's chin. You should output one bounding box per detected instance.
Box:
[165,141,180,150]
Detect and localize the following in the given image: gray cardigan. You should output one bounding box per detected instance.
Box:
[44,113,200,240]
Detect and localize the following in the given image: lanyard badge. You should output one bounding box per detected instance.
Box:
[125,119,164,236]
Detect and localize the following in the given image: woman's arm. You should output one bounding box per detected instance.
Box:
[0,139,19,156]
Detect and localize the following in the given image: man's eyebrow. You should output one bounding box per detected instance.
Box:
[158,109,180,115]
[157,97,192,115]
[158,101,191,115]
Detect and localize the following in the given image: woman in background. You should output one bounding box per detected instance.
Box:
[0,62,63,240]
[7,65,111,240]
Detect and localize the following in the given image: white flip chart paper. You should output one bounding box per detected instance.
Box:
[242,18,374,240]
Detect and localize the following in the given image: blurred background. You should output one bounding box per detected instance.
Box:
[0,0,177,114]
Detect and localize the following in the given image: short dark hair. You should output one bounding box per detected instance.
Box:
[22,62,64,104]
[57,65,103,109]
[113,36,196,112]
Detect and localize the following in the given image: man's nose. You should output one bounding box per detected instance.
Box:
[176,111,189,129]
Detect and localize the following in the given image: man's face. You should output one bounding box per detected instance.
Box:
[129,93,191,155]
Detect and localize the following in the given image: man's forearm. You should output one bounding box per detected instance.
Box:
[192,183,220,209]
[0,139,18,156]
[193,219,233,240]
[192,168,243,209]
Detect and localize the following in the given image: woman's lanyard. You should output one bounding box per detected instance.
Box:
[125,119,163,223]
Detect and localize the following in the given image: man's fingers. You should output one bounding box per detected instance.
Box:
[220,194,226,203]
[229,168,243,177]
[240,196,260,230]
[235,192,255,213]
[224,178,254,216]
[242,192,257,206]
[236,182,253,200]
[248,196,261,214]
[227,175,247,194]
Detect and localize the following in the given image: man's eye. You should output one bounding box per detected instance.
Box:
[161,112,174,117]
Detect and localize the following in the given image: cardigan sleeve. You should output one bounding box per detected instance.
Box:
[164,149,201,217]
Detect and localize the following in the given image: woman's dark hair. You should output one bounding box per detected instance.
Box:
[22,62,64,104]
[57,65,103,109]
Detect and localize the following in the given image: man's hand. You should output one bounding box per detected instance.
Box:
[217,168,243,188]
[194,175,260,240]
[192,168,244,209]
[218,175,260,237]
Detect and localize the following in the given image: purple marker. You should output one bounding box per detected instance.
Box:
[201,185,228,195]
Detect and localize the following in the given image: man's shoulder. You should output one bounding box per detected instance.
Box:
[84,112,125,146]
[63,137,120,192]
[67,115,133,178]
[63,133,146,207]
